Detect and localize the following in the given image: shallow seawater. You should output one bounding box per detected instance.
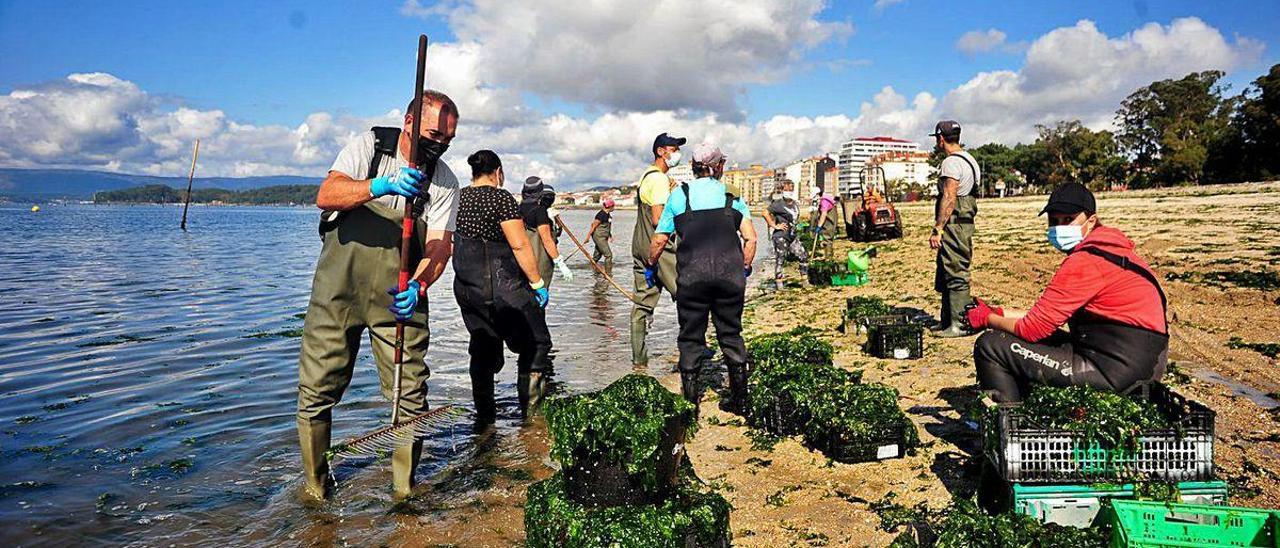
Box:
[0,203,768,546]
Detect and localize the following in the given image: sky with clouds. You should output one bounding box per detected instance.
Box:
[0,0,1276,189]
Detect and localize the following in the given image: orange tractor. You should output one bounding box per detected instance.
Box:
[845,165,904,241]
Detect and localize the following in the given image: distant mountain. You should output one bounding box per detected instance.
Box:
[0,168,316,201]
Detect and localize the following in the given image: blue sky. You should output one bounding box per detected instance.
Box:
[1,1,1276,185]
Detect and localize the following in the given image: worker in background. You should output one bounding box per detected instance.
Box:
[646,142,757,415]
[520,176,573,288]
[928,120,981,337]
[453,150,552,425]
[298,90,460,501]
[966,183,1168,402]
[586,198,616,263]
[631,132,685,368]
[810,179,837,258]
[763,179,808,281]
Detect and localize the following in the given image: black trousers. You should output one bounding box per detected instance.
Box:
[973,330,1114,402]
[675,279,747,373]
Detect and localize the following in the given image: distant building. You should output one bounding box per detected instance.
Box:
[864,151,935,199]
[721,164,770,204]
[780,155,834,202]
[838,137,920,196]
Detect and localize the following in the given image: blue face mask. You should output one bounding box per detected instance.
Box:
[1047,224,1083,252]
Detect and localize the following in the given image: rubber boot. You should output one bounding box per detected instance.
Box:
[297,417,333,502]
[391,438,423,501]
[722,363,749,415]
[935,289,975,338]
[472,371,497,429]
[930,292,951,332]
[680,369,702,419]
[518,371,546,419]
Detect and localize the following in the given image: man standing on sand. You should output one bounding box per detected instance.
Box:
[631,132,685,368]
[928,120,981,338]
[297,90,460,501]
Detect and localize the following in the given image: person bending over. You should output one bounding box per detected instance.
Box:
[966,183,1168,402]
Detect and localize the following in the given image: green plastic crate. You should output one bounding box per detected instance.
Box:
[1110,500,1280,547]
[831,272,868,286]
[1013,480,1228,528]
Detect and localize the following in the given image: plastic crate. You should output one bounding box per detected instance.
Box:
[1109,500,1279,547]
[865,322,923,360]
[808,419,913,463]
[1013,480,1228,528]
[831,272,868,286]
[984,384,1215,484]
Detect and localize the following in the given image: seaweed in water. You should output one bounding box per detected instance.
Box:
[525,472,731,548]
[544,374,696,492]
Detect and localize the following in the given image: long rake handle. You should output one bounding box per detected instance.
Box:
[393,34,429,426]
[555,216,638,303]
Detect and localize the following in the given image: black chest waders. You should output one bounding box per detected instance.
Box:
[671,184,750,414]
[1068,247,1170,391]
[452,234,553,422]
[297,126,433,500]
[629,166,679,366]
[934,153,980,331]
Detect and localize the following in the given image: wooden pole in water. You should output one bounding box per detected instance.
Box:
[180,139,201,231]
[555,216,638,303]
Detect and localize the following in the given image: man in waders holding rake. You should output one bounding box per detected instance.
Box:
[297,91,460,501]
[646,143,757,415]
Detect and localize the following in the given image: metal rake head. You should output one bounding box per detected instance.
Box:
[326,405,466,460]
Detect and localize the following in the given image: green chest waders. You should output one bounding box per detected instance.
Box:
[297,200,432,499]
[525,224,555,289]
[592,221,613,262]
[629,167,679,366]
[935,191,978,330]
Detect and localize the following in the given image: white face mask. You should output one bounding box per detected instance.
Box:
[666,150,682,167]
[1047,224,1084,252]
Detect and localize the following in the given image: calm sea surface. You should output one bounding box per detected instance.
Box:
[0,203,768,546]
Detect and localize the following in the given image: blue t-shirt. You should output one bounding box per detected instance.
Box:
[656,177,752,234]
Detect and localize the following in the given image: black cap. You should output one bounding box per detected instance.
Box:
[929,120,961,139]
[652,132,686,155]
[1039,182,1096,216]
[523,176,544,195]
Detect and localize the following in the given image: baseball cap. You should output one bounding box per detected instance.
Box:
[691,142,726,166]
[602,198,616,208]
[523,176,544,195]
[929,120,962,140]
[1039,182,1096,216]
[652,132,687,155]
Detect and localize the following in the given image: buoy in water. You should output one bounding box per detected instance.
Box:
[30,205,40,212]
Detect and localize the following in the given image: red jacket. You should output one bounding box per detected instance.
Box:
[1014,226,1167,342]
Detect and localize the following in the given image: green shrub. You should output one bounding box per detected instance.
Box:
[544,375,696,491]
[525,472,730,548]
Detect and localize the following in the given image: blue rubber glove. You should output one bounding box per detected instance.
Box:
[643,265,659,288]
[744,265,753,278]
[533,286,549,308]
[387,280,422,321]
[813,225,825,235]
[369,166,426,199]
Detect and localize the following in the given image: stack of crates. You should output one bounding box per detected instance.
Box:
[1109,500,1279,547]
[981,383,1221,528]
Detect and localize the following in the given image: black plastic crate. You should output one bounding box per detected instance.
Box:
[865,322,924,359]
[807,420,914,463]
[983,383,1215,484]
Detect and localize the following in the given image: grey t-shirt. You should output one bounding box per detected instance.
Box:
[939,150,980,197]
[326,130,460,232]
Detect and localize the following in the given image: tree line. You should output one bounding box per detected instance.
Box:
[94,184,319,205]
[959,63,1280,192]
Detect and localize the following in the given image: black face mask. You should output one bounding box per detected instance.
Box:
[415,137,450,168]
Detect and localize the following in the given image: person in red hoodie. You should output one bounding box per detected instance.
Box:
[966,183,1168,402]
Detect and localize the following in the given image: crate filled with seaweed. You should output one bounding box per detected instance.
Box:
[543,374,697,507]
[980,383,1215,484]
[746,328,918,463]
[864,318,924,360]
[525,470,731,548]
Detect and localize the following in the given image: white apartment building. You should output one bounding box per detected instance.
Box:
[865,151,936,198]
[837,137,920,196]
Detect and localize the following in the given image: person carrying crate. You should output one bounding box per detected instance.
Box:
[965,183,1168,402]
